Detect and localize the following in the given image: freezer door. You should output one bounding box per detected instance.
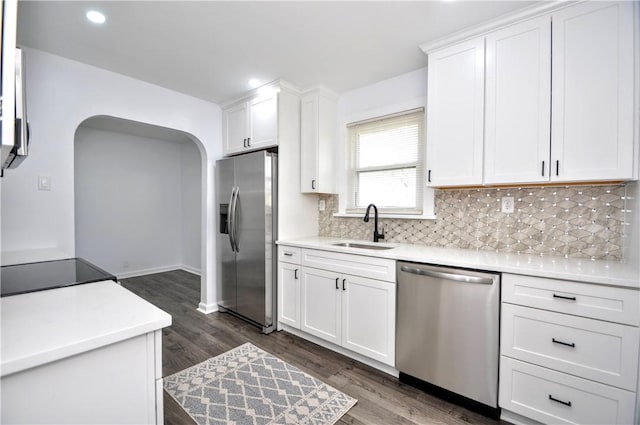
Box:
[216,157,237,311]
[234,151,274,326]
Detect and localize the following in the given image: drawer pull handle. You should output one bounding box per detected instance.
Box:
[283,252,293,257]
[294,269,299,279]
[552,338,576,348]
[342,278,346,291]
[335,278,339,290]
[549,395,572,407]
[553,294,577,301]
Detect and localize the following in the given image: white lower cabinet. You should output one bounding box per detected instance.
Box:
[501,303,639,391]
[500,357,636,425]
[300,266,396,366]
[277,246,302,329]
[341,274,395,364]
[499,273,640,424]
[277,246,396,367]
[300,267,342,345]
[277,261,301,329]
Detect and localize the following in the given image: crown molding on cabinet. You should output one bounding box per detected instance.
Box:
[419,1,580,54]
[221,79,301,109]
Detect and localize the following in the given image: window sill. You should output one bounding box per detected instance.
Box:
[333,212,436,220]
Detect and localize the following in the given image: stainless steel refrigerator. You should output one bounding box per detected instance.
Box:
[216,150,277,334]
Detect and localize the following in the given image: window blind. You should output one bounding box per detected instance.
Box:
[347,109,424,214]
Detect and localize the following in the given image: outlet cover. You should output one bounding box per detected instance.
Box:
[501,197,514,214]
[318,199,326,211]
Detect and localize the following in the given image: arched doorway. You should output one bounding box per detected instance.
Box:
[74,116,204,306]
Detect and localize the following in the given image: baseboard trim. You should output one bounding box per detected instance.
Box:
[117,265,182,280]
[117,264,201,280]
[279,324,399,377]
[179,265,201,276]
[197,302,218,314]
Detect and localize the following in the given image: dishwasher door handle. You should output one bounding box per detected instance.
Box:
[399,265,495,285]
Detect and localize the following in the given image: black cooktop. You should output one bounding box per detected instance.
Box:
[1,258,117,297]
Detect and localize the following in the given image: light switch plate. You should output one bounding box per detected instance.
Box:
[38,175,51,191]
[318,199,326,211]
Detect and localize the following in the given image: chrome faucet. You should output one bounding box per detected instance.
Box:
[363,203,385,242]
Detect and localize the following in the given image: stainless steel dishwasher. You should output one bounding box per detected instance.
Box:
[396,262,500,417]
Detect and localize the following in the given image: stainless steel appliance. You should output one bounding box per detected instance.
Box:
[2,47,31,172]
[216,150,277,334]
[396,262,500,417]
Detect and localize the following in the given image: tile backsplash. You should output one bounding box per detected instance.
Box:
[319,185,629,261]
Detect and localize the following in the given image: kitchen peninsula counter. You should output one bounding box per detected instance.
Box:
[1,280,171,424]
[277,237,640,288]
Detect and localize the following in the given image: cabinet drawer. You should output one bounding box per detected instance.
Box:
[503,274,640,325]
[301,249,395,283]
[501,304,639,391]
[278,246,301,264]
[499,357,636,425]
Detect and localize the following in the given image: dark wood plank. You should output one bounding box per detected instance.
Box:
[122,270,505,425]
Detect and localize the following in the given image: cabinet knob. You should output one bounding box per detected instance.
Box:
[294,269,298,280]
[335,277,339,290]
[428,169,432,183]
[247,137,251,147]
[243,138,247,148]
[311,180,316,190]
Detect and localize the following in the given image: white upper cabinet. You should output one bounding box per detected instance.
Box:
[223,102,248,154]
[484,16,551,184]
[426,36,485,187]
[551,1,635,182]
[300,89,336,194]
[248,93,278,150]
[423,1,637,187]
[222,87,278,156]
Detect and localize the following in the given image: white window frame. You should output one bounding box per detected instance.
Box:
[346,108,425,215]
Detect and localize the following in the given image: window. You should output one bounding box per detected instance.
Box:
[347,109,424,214]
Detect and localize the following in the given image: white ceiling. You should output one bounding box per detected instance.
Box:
[17,1,537,104]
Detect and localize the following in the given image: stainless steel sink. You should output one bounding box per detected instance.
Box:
[331,242,395,250]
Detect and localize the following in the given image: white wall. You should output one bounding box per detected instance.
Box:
[335,67,435,217]
[74,127,200,277]
[180,140,202,273]
[0,48,221,311]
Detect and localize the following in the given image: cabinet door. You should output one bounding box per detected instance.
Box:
[277,261,300,329]
[300,267,341,345]
[224,103,248,155]
[485,16,551,184]
[551,1,634,182]
[341,275,396,366]
[426,36,485,187]
[300,94,319,193]
[248,93,277,150]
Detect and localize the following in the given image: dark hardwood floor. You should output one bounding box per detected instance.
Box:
[121,270,503,425]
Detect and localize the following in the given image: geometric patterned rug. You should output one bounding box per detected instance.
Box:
[164,342,357,425]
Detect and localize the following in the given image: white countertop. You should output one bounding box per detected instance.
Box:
[1,281,172,377]
[277,237,640,289]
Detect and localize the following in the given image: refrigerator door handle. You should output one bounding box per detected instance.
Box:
[228,187,238,252]
[231,186,240,252]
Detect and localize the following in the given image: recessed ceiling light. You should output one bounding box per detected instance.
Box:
[248,78,261,88]
[86,10,106,24]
